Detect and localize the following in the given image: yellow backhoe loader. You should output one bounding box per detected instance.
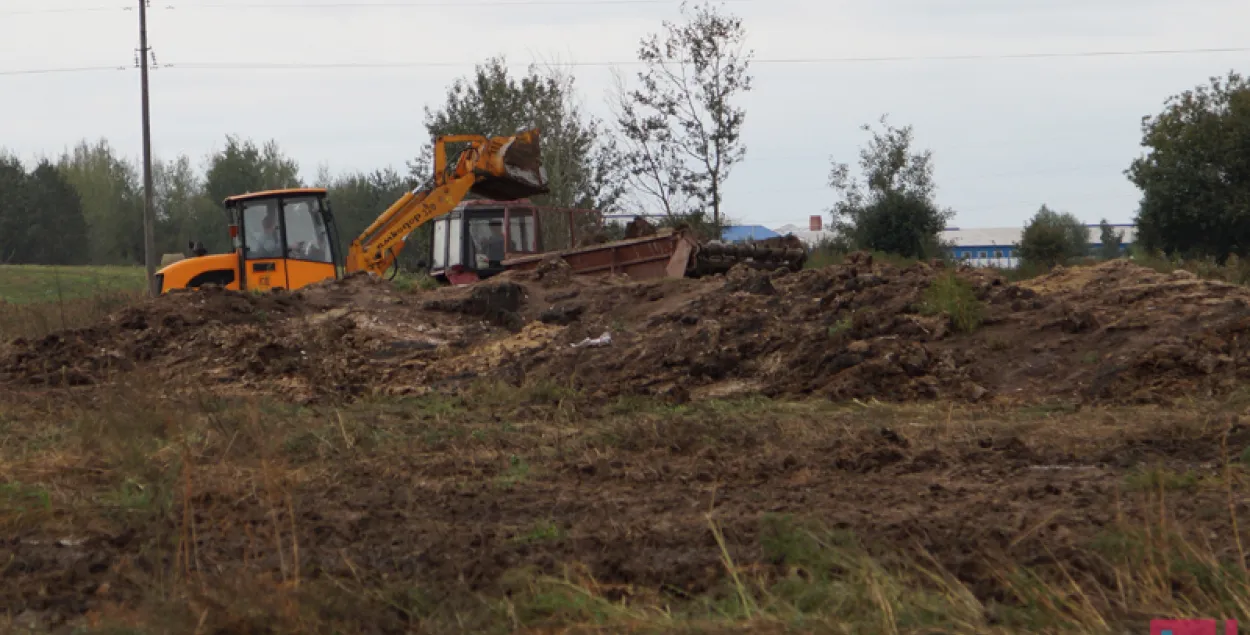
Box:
[154,129,549,293]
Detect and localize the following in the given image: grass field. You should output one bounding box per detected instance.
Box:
[0,264,147,305]
[0,265,147,341]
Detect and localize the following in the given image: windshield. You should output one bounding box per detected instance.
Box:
[283,196,333,263]
[509,208,538,253]
[468,215,506,267]
[242,199,283,259]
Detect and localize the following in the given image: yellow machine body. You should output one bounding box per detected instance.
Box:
[155,130,548,293]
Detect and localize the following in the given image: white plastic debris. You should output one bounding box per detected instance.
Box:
[571,332,612,348]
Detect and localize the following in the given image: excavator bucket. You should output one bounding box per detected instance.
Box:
[469,129,550,201]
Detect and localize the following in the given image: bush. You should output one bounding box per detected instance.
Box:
[1017,204,1088,269]
[922,271,983,332]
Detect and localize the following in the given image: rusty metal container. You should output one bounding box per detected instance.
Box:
[503,229,699,280]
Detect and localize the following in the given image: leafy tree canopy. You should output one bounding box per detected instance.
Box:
[1098,218,1124,260]
[610,0,753,227]
[1016,204,1088,268]
[1127,70,1250,262]
[411,57,624,214]
[827,116,954,259]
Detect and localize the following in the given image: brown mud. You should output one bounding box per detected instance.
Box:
[3,395,1247,633]
[5,257,1250,632]
[5,256,1250,407]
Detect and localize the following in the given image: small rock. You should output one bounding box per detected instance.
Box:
[538,304,585,325]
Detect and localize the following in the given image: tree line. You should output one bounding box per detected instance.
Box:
[0,0,752,267]
[821,69,1250,269]
[3,0,1245,272]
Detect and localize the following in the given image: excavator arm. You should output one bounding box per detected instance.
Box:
[346,129,548,277]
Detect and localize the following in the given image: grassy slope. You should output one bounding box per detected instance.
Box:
[0,265,147,341]
[0,265,146,305]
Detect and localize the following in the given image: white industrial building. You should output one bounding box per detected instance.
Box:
[773,216,1136,269]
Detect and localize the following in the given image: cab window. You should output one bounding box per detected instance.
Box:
[283,197,333,264]
[431,219,448,269]
[509,209,538,253]
[468,216,506,267]
[243,200,283,259]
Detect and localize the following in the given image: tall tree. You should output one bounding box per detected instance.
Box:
[607,68,692,217]
[55,139,144,265]
[203,136,302,204]
[318,167,425,268]
[411,57,623,213]
[0,154,30,264]
[1097,218,1124,260]
[25,161,89,265]
[612,0,753,227]
[1127,70,1250,262]
[1016,204,1089,269]
[152,154,213,254]
[828,115,954,259]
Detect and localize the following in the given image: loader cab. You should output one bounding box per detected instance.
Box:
[427,200,541,284]
[226,188,344,291]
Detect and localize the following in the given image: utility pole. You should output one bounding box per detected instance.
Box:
[138,0,157,296]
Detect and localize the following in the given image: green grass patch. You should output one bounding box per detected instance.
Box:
[0,264,146,304]
[921,271,984,332]
[0,265,147,340]
[392,270,441,293]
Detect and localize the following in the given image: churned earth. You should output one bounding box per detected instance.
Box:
[3,257,1250,633]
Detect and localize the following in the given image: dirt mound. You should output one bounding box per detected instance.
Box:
[1012,260,1250,403]
[506,258,1012,402]
[8,257,1250,405]
[501,257,1250,405]
[0,275,471,401]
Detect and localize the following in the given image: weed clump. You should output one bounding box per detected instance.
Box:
[921,271,983,333]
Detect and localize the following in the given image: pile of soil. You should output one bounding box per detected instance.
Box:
[7,256,1250,405]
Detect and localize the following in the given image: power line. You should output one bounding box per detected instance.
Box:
[5,43,1247,80]
[166,45,1250,71]
[179,0,746,7]
[0,6,132,16]
[0,0,723,16]
[0,65,127,77]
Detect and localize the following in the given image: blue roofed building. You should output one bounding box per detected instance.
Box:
[721,225,782,242]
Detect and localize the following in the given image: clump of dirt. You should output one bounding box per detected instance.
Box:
[0,275,466,402]
[491,255,1250,406]
[510,256,1013,402]
[722,263,777,295]
[8,256,1250,406]
[533,255,575,288]
[422,280,527,331]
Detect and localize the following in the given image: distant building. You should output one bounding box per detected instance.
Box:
[942,224,1135,268]
[721,225,782,242]
[773,215,837,246]
[771,215,1136,269]
[599,215,782,243]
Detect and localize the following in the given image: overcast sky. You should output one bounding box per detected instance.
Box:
[2,0,1248,229]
